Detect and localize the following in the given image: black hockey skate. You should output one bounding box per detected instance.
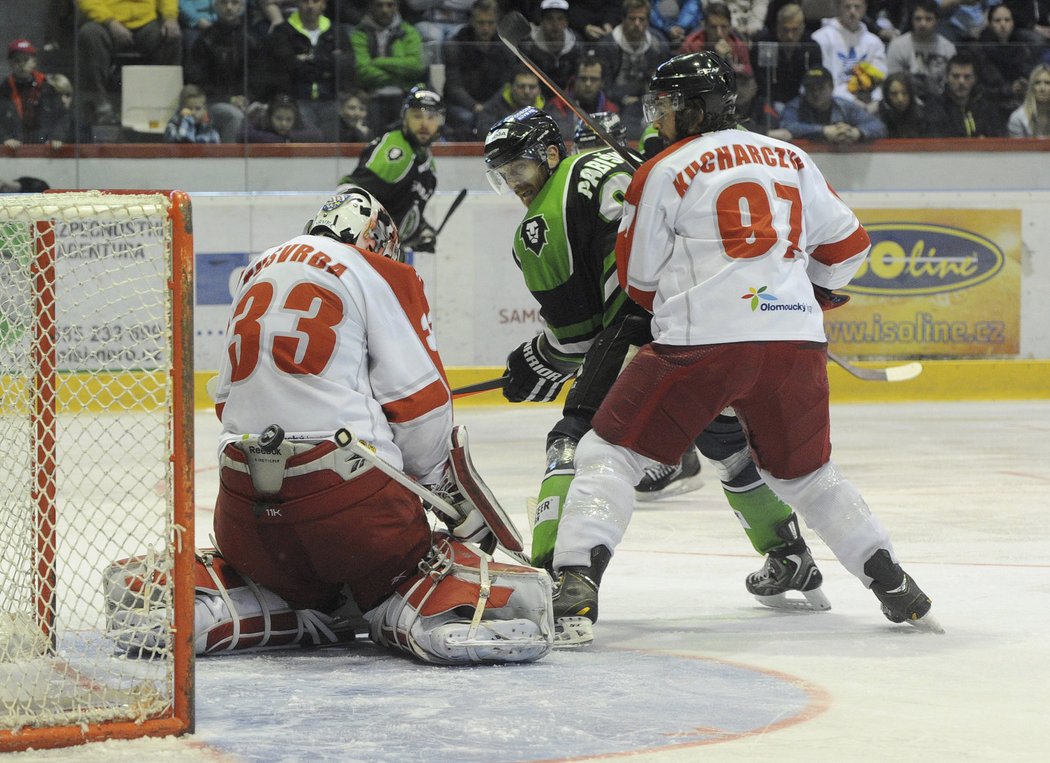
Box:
[746,514,831,611]
[864,549,943,632]
[551,545,611,648]
[634,447,703,501]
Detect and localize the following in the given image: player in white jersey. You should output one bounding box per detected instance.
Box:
[551,52,941,634]
[104,188,554,664]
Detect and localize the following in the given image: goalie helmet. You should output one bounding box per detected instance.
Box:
[483,107,566,171]
[306,187,402,262]
[572,112,627,153]
[643,51,738,136]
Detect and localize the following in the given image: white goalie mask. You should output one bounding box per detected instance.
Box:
[306,187,402,262]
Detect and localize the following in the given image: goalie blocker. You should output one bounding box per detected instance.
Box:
[104,425,552,664]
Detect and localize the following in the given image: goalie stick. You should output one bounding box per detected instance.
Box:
[435,188,468,236]
[332,427,531,565]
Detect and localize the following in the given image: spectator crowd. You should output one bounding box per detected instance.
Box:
[3,0,1050,149]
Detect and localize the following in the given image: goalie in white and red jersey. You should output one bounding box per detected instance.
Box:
[104,188,553,665]
[552,52,941,634]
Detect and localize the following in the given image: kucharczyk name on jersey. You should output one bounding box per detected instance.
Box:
[672,142,806,197]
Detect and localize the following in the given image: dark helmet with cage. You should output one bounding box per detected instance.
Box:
[306,186,402,262]
[643,51,738,136]
[572,111,627,153]
[483,106,567,191]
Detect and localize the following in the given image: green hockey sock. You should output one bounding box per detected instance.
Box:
[530,472,573,570]
[724,484,795,554]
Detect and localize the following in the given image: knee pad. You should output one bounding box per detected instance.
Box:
[696,413,754,484]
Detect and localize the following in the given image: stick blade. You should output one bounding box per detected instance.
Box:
[497,10,532,42]
[883,361,923,382]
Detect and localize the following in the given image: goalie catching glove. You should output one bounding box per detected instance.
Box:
[503,335,575,403]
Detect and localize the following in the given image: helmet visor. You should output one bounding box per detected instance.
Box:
[642,91,687,124]
[486,158,543,195]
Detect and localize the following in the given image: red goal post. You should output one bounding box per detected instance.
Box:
[0,190,195,751]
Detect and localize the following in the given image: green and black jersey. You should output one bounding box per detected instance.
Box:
[342,129,436,241]
[512,148,645,368]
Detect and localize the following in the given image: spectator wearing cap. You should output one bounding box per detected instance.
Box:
[0,39,69,149]
[594,0,669,140]
[522,0,584,95]
[778,65,887,142]
[75,0,183,124]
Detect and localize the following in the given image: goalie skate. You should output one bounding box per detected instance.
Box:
[635,447,704,502]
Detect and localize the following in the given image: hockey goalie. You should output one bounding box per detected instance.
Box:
[104,189,552,665]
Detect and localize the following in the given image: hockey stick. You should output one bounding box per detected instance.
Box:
[826,351,923,382]
[496,11,642,170]
[332,427,531,565]
[452,375,508,397]
[435,188,468,236]
[453,351,922,394]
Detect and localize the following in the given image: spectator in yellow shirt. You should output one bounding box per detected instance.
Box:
[76,0,183,125]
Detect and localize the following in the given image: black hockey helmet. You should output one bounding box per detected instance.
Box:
[572,112,627,152]
[644,51,738,135]
[401,85,445,117]
[483,106,567,171]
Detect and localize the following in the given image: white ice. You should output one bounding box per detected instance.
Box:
[9,401,1050,762]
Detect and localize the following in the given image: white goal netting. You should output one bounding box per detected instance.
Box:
[0,192,194,750]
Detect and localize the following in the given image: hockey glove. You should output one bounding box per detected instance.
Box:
[503,336,574,403]
[403,221,436,254]
[812,284,851,311]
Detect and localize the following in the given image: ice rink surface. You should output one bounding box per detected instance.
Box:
[10,401,1050,762]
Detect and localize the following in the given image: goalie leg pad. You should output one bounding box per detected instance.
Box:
[103,551,358,656]
[364,536,554,665]
[445,425,526,554]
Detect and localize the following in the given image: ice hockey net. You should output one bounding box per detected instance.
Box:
[0,191,195,751]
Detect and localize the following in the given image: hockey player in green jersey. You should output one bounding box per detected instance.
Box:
[484,107,830,644]
[339,86,443,254]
